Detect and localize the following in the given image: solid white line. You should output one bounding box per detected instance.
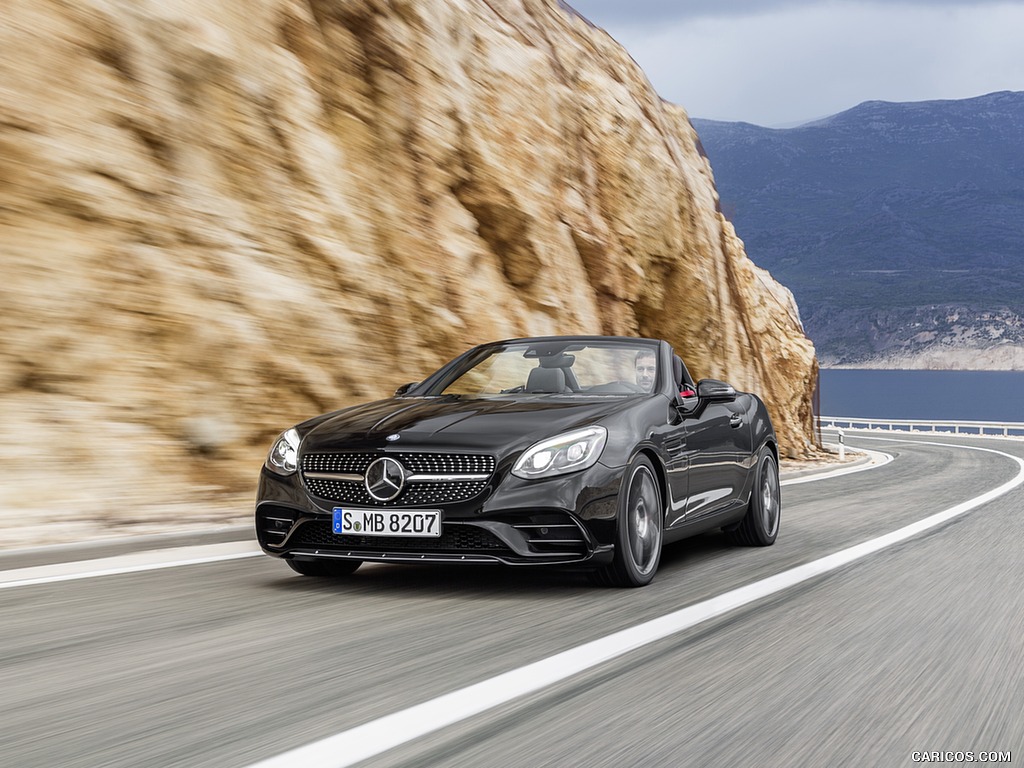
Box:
[781,446,893,486]
[0,541,263,589]
[243,437,1024,768]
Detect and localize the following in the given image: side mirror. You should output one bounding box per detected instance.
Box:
[697,379,737,402]
[394,382,419,397]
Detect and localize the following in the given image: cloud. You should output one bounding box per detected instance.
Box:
[566,0,1022,27]
[568,2,1024,126]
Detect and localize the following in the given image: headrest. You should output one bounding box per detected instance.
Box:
[539,353,575,369]
[526,366,567,393]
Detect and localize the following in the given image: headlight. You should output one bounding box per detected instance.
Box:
[512,426,608,479]
[266,428,300,475]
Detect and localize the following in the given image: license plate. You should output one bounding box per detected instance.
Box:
[333,508,442,537]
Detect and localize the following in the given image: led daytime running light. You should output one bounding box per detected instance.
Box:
[512,426,607,479]
[266,428,300,475]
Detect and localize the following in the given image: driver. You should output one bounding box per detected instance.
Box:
[634,350,657,392]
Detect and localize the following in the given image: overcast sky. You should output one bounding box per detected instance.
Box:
[565,0,1024,126]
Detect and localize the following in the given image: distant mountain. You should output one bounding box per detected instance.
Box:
[693,91,1024,368]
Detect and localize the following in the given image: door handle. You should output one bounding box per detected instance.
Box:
[729,414,743,428]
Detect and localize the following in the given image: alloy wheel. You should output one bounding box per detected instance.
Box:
[760,458,780,537]
[628,465,662,576]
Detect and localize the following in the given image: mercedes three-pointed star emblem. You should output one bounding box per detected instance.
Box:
[364,456,406,502]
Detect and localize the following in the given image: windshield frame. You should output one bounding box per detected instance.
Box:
[413,336,664,399]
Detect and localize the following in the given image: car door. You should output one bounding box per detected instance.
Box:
[726,393,757,494]
[682,398,739,520]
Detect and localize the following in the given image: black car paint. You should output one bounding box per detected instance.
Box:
[256,336,776,568]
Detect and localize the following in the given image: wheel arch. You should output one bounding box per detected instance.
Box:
[634,447,669,520]
[742,438,779,507]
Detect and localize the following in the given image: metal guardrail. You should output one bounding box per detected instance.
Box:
[818,416,1024,437]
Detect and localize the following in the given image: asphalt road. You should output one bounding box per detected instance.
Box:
[2,432,1022,768]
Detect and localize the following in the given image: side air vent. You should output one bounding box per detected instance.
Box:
[510,512,588,556]
[256,505,299,548]
[663,436,686,459]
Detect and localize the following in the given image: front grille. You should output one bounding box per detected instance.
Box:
[289,520,509,552]
[301,452,496,506]
[303,452,495,475]
[303,454,375,474]
[303,478,490,506]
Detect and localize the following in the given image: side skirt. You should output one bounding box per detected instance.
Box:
[663,501,747,544]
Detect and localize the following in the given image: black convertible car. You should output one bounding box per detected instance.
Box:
[256,336,780,587]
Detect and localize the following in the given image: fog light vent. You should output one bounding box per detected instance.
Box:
[257,505,299,548]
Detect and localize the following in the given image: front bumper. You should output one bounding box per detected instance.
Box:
[255,459,624,567]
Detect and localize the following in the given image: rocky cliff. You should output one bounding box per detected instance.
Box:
[812,305,1024,369]
[0,0,817,546]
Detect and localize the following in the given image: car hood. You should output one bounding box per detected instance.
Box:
[299,395,641,455]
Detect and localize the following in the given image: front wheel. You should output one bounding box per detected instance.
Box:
[592,455,663,588]
[726,447,780,546]
[287,558,362,577]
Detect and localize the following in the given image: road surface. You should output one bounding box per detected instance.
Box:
[1,432,1021,767]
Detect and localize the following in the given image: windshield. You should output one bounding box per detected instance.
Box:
[433,340,660,397]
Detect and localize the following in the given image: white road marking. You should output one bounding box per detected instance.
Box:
[0,541,263,589]
[243,438,1024,768]
[781,446,893,486]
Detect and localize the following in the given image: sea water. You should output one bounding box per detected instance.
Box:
[817,369,1024,423]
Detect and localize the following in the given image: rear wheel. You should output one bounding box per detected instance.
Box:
[286,558,362,577]
[726,446,780,546]
[592,455,663,588]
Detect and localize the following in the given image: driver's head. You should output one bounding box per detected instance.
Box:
[634,350,656,392]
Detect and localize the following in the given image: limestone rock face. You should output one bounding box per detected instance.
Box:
[0,0,817,545]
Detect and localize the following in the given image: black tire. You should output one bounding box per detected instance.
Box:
[287,558,362,577]
[592,454,663,588]
[726,447,780,546]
